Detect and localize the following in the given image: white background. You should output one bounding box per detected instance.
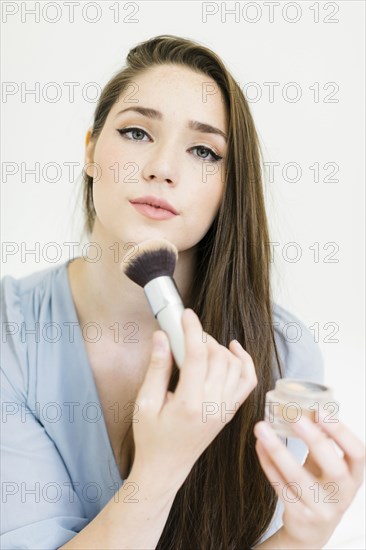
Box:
[1,1,365,547]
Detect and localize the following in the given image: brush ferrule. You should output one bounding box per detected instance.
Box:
[144,276,183,316]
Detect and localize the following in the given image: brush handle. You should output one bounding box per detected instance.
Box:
[144,276,186,369]
[156,302,185,369]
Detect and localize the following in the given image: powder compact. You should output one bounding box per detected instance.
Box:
[265,378,337,438]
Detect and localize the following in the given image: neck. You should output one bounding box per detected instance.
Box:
[67,227,197,344]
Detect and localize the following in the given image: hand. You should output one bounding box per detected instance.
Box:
[132,308,258,490]
[253,413,366,549]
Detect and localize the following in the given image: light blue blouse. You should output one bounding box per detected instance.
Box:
[0,259,325,549]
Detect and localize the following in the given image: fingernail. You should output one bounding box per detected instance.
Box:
[154,331,167,352]
[318,410,331,423]
[183,308,196,322]
[256,422,275,442]
[294,415,312,433]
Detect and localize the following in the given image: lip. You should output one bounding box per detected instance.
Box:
[129,195,178,215]
[129,201,178,220]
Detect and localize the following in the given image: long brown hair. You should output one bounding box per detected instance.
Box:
[80,35,285,549]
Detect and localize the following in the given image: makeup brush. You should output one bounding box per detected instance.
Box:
[121,238,185,368]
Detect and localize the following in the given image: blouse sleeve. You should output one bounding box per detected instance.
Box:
[0,276,89,549]
[254,303,326,546]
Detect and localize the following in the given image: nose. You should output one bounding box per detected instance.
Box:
[141,142,178,185]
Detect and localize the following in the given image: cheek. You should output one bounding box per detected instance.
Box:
[184,178,224,231]
[94,145,122,186]
[199,170,225,214]
[92,131,136,186]
[90,145,127,220]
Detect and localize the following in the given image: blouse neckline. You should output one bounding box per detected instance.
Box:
[61,258,124,485]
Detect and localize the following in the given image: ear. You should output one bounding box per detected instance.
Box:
[84,127,96,178]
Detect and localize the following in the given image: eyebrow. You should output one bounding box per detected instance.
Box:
[115,106,227,142]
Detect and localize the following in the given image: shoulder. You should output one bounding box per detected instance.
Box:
[0,262,68,401]
[1,262,64,329]
[271,302,325,385]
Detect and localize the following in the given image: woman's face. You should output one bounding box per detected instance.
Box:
[85,64,228,253]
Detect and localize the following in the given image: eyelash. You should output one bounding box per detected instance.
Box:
[117,127,223,163]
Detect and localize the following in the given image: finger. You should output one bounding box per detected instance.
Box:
[163,391,174,407]
[303,452,322,478]
[255,439,307,514]
[317,413,366,482]
[137,330,173,413]
[290,415,350,482]
[227,340,258,405]
[204,345,229,402]
[228,339,258,387]
[221,355,242,402]
[254,421,316,509]
[229,378,255,411]
[175,308,208,400]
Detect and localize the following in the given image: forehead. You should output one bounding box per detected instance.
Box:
[112,64,227,130]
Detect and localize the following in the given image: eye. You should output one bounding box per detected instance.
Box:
[116,127,223,163]
[190,145,223,163]
[117,127,150,141]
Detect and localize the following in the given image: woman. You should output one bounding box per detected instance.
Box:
[1,35,364,549]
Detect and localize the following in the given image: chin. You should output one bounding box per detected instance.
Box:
[116,225,171,245]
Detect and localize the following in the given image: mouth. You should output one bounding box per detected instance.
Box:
[129,195,179,215]
[129,201,178,220]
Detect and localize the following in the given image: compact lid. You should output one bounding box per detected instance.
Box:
[274,378,333,401]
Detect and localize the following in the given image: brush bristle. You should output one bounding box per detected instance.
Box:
[121,238,178,288]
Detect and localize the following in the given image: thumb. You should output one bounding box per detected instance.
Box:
[137,330,173,412]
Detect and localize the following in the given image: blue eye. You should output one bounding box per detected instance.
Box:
[193,145,222,162]
[117,127,148,141]
[117,127,223,163]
